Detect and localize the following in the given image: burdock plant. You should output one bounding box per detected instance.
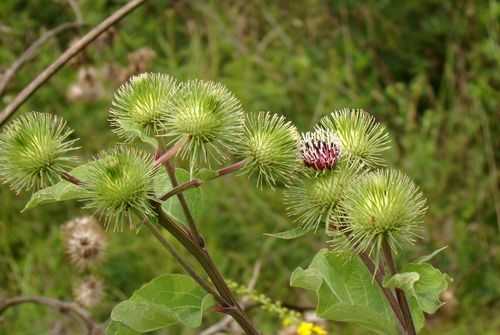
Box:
[0,73,450,335]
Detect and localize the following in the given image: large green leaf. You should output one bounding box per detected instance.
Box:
[384,262,451,321]
[110,274,214,332]
[157,168,203,225]
[22,162,93,211]
[290,249,398,335]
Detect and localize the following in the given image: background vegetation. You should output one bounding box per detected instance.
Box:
[1,0,499,334]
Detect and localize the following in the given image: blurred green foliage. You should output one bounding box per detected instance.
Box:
[0,0,499,334]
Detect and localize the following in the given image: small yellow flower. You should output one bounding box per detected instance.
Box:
[297,322,314,335]
[312,325,328,335]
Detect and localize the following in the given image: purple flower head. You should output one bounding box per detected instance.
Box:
[300,129,342,171]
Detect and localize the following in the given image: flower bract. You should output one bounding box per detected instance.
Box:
[284,160,361,231]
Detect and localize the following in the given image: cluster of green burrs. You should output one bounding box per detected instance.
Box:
[0,73,427,256]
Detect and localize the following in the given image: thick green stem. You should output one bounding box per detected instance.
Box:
[155,207,260,335]
[358,252,407,334]
[382,239,416,335]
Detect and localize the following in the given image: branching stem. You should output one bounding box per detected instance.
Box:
[158,159,246,201]
[155,137,189,166]
[164,161,204,247]
[61,171,83,186]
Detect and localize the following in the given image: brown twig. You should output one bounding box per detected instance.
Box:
[160,179,203,201]
[0,0,148,126]
[61,171,83,186]
[0,296,100,335]
[0,22,82,96]
[155,137,189,166]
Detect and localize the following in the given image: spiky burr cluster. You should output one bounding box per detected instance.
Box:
[0,112,78,193]
[331,169,427,257]
[110,73,179,141]
[239,112,300,187]
[81,147,160,229]
[319,108,390,168]
[0,71,428,263]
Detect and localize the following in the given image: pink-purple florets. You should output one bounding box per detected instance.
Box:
[300,129,342,171]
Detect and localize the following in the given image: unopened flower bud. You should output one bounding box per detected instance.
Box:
[239,112,300,187]
[163,79,244,166]
[332,169,427,257]
[319,108,390,168]
[110,73,179,141]
[0,112,78,192]
[82,147,160,229]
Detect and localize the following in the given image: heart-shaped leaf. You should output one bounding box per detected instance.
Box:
[110,274,214,333]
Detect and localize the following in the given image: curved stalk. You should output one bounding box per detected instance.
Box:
[0,296,99,334]
[0,0,148,126]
